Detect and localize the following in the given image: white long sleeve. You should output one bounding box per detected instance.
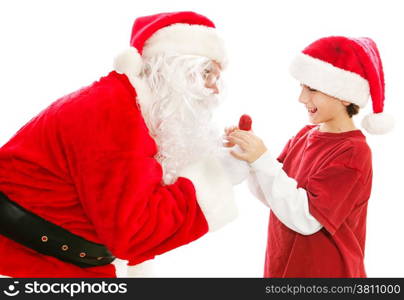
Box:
[248,151,323,235]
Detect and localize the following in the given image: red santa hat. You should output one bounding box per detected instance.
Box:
[113,11,227,80]
[289,36,394,134]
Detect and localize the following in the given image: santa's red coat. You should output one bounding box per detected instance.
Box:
[0,71,228,277]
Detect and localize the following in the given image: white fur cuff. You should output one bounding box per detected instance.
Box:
[126,260,154,278]
[178,156,237,232]
[218,147,250,185]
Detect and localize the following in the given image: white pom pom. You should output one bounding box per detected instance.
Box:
[361,112,395,134]
[113,47,143,78]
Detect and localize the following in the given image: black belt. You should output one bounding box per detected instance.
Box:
[0,191,115,268]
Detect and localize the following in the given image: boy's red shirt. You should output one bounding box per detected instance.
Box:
[265,125,372,277]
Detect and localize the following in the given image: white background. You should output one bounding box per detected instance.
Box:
[0,0,403,277]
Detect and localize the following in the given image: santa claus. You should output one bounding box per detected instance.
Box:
[0,11,248,278]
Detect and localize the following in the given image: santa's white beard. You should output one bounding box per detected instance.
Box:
[138,55,224,184]
[153,96,221,184]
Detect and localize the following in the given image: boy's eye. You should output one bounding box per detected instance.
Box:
[308,86,317,92]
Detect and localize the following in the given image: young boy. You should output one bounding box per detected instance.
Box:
[227,36,394,277]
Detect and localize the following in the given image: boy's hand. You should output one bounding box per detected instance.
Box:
[228,130,267,163]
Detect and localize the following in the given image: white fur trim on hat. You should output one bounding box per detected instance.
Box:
[113,47,143,78]
[361,112,394,134]
[290,53,370,107]
[142,23,228,68]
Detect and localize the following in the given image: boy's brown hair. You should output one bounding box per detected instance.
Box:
[346,103,360,118]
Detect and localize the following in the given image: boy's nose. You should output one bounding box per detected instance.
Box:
[298,89,309,104]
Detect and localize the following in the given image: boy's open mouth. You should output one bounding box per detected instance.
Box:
[307,107,318,114]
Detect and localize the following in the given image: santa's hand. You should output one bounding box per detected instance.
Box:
[223,126,238,147]
[228,130,267,164]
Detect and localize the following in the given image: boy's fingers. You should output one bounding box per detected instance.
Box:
[227,136,248,150]
[234,130,253,138]
[230,150,247,161]
[230,130,248,139]
[234,130,261,144]
[233,129,253,136]
[230,132,252,144]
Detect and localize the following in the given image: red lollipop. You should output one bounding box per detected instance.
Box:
[239,114,252,131]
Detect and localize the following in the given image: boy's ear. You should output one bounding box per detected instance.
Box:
[341,100,351,107]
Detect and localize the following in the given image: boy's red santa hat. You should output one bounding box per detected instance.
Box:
[113,11,227,80]
[290,36,394,135]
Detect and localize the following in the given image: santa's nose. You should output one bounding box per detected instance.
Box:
[205,77,220,94]
[210,84,219,94]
